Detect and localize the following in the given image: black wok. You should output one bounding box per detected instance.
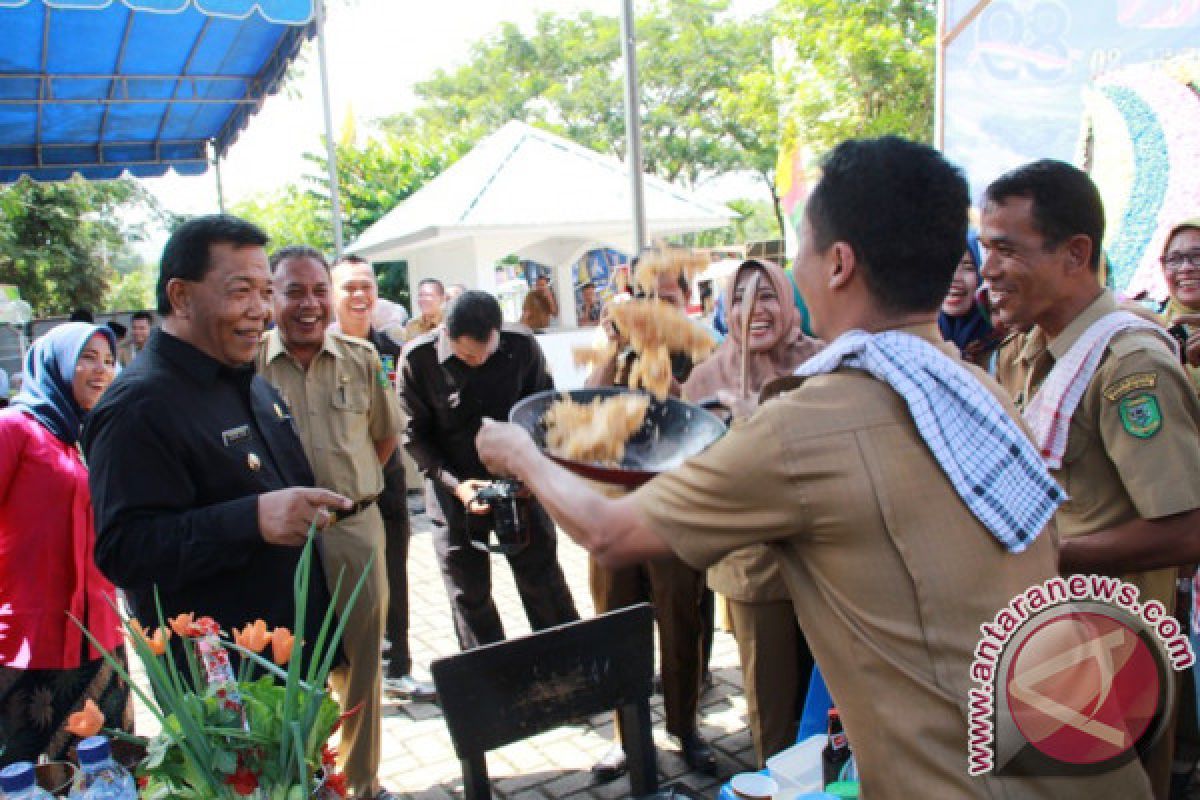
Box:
[508,388,727,488]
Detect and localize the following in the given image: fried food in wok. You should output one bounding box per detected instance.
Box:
[607,300,715,398]
[543,392,651,465]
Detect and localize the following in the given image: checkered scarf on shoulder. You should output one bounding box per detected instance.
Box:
[793,329,1063,553]
[1024,311,1177,469]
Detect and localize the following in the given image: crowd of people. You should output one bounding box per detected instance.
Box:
[2,134,1200,800]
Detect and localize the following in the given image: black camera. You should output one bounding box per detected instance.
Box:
[470,479,529,555]
[1168,323,1191,367]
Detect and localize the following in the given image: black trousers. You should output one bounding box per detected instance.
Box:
[433,483,579,650]
[378,457,413,678]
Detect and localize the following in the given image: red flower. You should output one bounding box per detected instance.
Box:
[323,771,347,798]
[330,701,363,735]
[225,766,259,796]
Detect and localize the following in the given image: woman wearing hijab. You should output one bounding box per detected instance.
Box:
[938,231,1003,369]
[681,258,822,766]
[1161,218,1200,389]
[0,322,130,765]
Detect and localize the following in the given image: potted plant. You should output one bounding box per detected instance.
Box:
[70,527,367,799]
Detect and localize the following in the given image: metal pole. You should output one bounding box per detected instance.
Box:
[211,140,226,214]
[314,0,344,258]
[620,0,646,254]
[934,0,946,149]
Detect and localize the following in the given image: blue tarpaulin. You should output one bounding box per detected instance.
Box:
[0,0,314,182]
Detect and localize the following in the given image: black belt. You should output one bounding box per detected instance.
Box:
[331,494,380,524]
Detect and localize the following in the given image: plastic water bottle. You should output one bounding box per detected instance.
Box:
[67,736,136,799]
[0,761,55,799]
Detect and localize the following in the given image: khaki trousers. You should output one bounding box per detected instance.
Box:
[589,555,706,739]
[323,505,388,797]
[728,598,812,768]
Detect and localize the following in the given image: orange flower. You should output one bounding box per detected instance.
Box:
[168,612,195,638]
[64,698,104,738]
[129,618,170,656]
[233,619,271,653]
[270,627,294,666]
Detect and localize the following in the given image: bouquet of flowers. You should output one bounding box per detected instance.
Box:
[70,527,367,799]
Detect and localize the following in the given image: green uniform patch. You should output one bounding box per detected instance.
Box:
[1118,393,1162,438]
[377,367,389,388]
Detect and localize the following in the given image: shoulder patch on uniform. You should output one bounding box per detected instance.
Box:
[377,367,390,388]
[1117,393,1162,438]
[1103,372,1158,401]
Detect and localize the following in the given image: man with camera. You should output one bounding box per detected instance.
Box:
[400,289,579,650]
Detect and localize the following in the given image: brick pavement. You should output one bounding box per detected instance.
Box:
[133,498,757,799]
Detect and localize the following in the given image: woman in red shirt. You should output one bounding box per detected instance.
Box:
[0,321,128,765]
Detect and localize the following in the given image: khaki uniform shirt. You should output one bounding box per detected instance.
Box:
[403,313,441,342]
[257,330,402,505]
[632,324,1151,800]
[993,291,1200,610]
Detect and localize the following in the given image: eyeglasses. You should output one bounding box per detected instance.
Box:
[1161,251,1200,271]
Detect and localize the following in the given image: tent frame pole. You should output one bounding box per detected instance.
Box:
[314,0,344,258]
[211,140,226,214]
[620,0,646,255]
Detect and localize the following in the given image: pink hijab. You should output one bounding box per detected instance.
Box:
[683,259,822,402]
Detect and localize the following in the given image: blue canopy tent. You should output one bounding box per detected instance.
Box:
[0,0,317,185]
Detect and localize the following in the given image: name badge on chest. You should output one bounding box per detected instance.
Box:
[221,424,250,447]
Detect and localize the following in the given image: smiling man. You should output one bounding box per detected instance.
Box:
[257,247,403,800]
[475,138,1153,798]
[981,160,1200,797]
[84,215,350,674]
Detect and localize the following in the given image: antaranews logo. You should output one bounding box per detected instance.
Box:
[968,574,1194,777]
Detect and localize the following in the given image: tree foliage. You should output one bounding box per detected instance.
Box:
[0,177,161,317]
[773,0,936,158]
[234,131,468,254]
[381,0,781,236]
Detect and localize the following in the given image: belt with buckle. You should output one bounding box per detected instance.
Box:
[330,494,380,524]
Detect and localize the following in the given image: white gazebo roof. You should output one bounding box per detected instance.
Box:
[347,120,734,260]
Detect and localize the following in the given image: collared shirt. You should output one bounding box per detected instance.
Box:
[400,326,553,488]
[403,313,442,342]
[257,330,401,503]
[632,324,1151,799]
[994,291,1200,608]
[83,329,330,642]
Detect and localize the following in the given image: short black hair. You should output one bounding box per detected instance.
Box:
[983,159,1105,271]
[69,308,94,323]
[580,281,596,291]
[806,136,969,314]
[131,310,154,324]
[269,245,329,274]
[158,214,268,315]
[334,254,369,266]
[445,290,502,341]
[418,277,445,295]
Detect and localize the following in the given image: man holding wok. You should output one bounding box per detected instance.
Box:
[475,136,1154,799]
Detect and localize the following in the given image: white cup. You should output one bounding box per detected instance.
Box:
[731,772,780,799]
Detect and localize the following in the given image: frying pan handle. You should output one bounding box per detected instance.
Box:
[695,396,729,411]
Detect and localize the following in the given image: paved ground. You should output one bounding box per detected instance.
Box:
[133,498,756,799]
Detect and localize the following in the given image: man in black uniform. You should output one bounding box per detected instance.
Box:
[85,215,350,653]
[331,254,435,701]
[399,290,579,649]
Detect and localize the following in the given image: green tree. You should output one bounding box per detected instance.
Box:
[234,131,468,255]
[0,177,160,317]
[233,184,331,252]
[381,0,781,236]
[105,264,158,312]
[774,0,936,158]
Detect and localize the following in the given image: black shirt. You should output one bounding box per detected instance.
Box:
[400,327,553,487]
[83,329,331,642]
